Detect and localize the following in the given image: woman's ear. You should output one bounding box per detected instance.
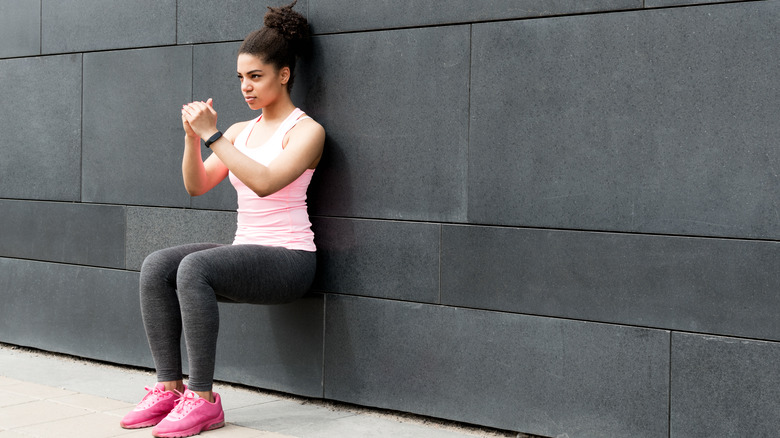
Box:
[280,66,291,85]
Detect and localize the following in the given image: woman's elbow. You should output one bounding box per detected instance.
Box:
[251,188,273,198]
[249,181,275,198]
[184,183,206,197]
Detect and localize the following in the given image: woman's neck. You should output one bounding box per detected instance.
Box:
[260,96,296,123]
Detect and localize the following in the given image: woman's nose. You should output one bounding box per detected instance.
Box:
[241,79,252,91]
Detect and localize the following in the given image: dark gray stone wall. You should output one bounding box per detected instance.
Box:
[1,1,778,437]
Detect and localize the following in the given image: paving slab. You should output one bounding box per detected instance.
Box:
[15,412,139,438]
[0,344,520,438]
[0,400,91,430]
[0,390,36,408]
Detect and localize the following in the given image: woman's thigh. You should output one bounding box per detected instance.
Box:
[177,244,316,305]
[140,243,225,287]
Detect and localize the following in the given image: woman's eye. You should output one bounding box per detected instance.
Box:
[251,75,261,79]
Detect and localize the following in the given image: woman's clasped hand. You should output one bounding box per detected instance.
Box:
[181,98,218,139]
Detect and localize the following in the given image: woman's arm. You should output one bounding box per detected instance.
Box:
[182,101,325,197]
[209,119,324,197]
[180,99,244,196]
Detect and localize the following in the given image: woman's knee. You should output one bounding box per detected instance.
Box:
[141,248,167,271]
[140,248,179,286]
[176,252,213,291]
[175,254,222,316]
[141,244,218,287]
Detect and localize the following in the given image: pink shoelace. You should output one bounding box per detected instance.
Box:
[167,391,203,420]
[134,385,171,410]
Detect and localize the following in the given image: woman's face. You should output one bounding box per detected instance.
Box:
[236,53,289,110]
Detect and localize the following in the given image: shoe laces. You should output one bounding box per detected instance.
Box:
[136,385,170,410]
[168,391,203,420]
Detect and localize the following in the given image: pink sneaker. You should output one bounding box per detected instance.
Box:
[120,383,182,429]
[152,390,225,437]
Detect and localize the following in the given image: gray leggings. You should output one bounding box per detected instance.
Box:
[139,243,316,391]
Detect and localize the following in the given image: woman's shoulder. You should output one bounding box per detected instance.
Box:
[282,113,324,153]
[224,119,254,142]
[293,114,325,137]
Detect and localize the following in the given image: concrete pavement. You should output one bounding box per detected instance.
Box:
[0,344,520,438]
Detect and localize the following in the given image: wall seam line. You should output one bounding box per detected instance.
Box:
[80,53,84,203]
[175,0,178,45]
[668,331,673,438]
[465,23,472,223]
[123,205,129,270]
[321,294,327,398]
[438,224,442,304]
[38,0,42,55]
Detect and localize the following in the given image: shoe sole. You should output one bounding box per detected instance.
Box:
[152,419,225,437]
[120,415,166,429]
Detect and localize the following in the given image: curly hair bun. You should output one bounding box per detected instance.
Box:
[264,0,310,42]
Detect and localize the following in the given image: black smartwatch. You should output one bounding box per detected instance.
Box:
[204,131,223,148]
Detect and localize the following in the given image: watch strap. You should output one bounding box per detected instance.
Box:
[204,131,223,148]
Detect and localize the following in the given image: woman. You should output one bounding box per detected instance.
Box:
[120,2,324,437]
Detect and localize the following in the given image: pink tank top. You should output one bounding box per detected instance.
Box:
[229,108,316,251]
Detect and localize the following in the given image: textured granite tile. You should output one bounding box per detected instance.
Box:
[311,217,440,303]
[441,225,780,341]
[126,206,236,271]
[0,258,150,367]
[190,42,254,211]
[309,0,641,33]
[41,0,175,54]
[211,294,324,397]
[0,200,125,268]
[469,2,780,240]
[325,295,669,437]
[299,26,470,222]
[82,46,193,207]
[0,0,40,58]
[178,0,309,44]
[189,178,238,212]
[671,333,780,437]
[0,54,81,201]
